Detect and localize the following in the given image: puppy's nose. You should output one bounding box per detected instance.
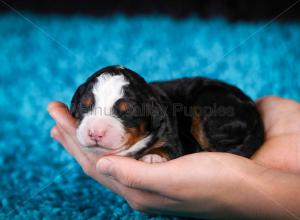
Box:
[88,130,106,142]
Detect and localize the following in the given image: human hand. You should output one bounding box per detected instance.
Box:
[48,96,300,218]
[252,96,300,173]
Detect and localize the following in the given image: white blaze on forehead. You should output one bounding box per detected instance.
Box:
[92,74,129,114]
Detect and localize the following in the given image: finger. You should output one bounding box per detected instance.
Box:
[55,122,97,168]
[96,156,177,194]
[57,123,103,178]
[51,125,76,156]
[85,171,126,197]
[48,101,85,160]
[256,96,300,113]
[51,124,97,180]
[48,101,77,136]
[58,123,100,162]
[50,119,94,170]
[48,101,68,111]
[48,105,102,175]
[106,177,177,213]
[52,124,124,195]
[255,96,282,106]
[52,128,124,195]
[50,125,63,141]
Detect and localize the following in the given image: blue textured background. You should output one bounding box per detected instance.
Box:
[0,12,300,219]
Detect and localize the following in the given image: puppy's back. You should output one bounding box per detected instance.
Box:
[151,77,264,157]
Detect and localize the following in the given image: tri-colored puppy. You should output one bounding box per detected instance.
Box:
[70,65,264,163]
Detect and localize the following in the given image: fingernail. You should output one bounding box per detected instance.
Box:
[47,108,54,116]
[97,158,113,175]
[50,130,57,139]
[47,103,54,112]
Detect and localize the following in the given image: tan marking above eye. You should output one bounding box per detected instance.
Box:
[117,100,129,112]
[81,95,94,107]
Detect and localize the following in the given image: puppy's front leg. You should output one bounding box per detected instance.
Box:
[139,154,168,163]
[138,147,173,163]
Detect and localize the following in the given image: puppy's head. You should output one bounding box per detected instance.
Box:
[70,65,164,155]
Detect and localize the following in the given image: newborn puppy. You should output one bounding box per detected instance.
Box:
[70,65,264,163]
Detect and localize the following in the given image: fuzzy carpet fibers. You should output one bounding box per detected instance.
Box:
[0,12,300,219]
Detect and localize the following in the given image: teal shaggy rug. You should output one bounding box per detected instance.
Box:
[0,12,300,219]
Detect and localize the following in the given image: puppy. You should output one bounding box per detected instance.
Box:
[70,65,264,163]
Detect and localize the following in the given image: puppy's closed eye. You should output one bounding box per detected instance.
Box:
[81,94,94,110]
[115,99,130,112]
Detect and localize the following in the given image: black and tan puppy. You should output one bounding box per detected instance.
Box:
[70,65,264,163]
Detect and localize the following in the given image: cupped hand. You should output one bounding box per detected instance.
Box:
[48,96,300,218]
[252,96,300,173]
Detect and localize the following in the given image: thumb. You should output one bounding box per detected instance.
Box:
[96,156,172,193]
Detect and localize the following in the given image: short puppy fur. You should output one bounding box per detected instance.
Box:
[70,65,264,163]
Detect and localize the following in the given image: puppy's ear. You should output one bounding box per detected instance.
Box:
[70,83,86,119]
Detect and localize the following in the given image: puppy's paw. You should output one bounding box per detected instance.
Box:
[139,154,168,163]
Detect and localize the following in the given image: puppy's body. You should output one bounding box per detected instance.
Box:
[151,78,264,158]
[71,66,264,162]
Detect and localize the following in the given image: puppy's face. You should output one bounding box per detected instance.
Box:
[70,66,162,155]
